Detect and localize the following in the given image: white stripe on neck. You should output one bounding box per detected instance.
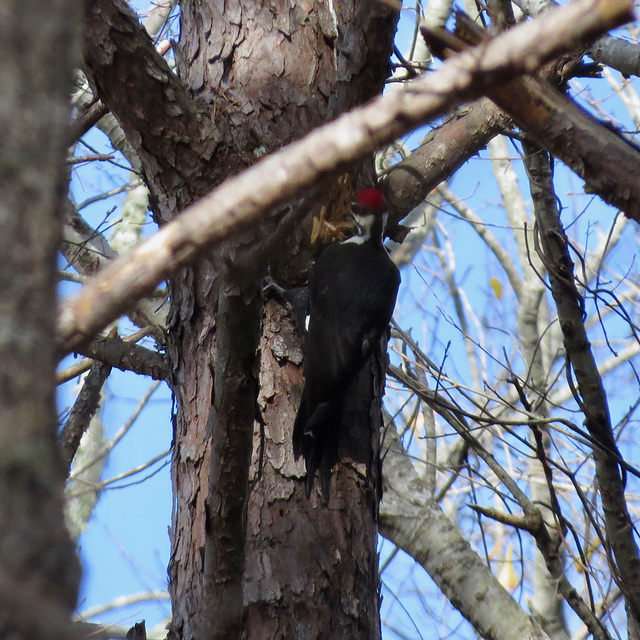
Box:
[342,235,367,245]
[342,212,375,244]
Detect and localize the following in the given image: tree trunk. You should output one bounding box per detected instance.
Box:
[164,2,398,639]
[0,0,81,637]
[243,300,385,639]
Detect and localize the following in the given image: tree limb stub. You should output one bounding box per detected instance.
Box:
[58,0,634,355]
[77,333,168,380]
[386,98,513,220]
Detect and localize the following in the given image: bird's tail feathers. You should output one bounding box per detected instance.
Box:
[294,400,339,498]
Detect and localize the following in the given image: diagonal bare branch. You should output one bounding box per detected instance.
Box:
[385,97,512,220]
[60,358,111,471]
[59,0,634,356]
[61,198,168,333]
[380,422,551,640]
[77,333,168,380]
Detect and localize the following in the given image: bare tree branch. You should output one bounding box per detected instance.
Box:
[385,98,512,219]
[589,35,640,78]
[58,0,633,355]
[388,362,614,640]
[57,326,156,384]
[61,198,167,333]
[423,14,640,224]
[77,333,168,380]
[524,141,640,635]
[69,99,107,144]
[488,75,640,219]
[380,423,551,640]
[60,359,111,471]
[512,0,640,78]
[71,0,175,146]
[82,0,219,216]
[69,381,161,480]
[78,590,169,620]
[437,182,524,300]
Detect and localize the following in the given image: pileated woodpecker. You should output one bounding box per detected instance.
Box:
[293,189,401,497]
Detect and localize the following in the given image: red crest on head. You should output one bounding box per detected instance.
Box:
[357,189,387,213]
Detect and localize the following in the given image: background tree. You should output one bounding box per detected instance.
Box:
[6,0,640,639]
[0,2,81,639]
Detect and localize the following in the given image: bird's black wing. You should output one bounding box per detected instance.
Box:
[293,242,400,496]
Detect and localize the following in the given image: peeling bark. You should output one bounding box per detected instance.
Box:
[244,300,381,639]
[163,3,397,638]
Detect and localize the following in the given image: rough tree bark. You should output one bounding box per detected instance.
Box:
[83,1,397,638]
[166,5,397,639]
[0,0,81,638]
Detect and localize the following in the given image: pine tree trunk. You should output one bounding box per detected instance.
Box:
[164,2,398,638]
[243,300,386,639]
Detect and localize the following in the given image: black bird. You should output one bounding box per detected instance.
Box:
[293,189,401,497]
